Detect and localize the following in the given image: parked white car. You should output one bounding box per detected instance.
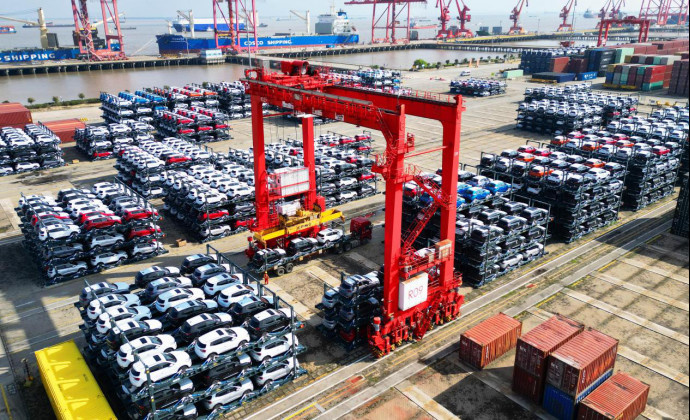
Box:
[154,288,205,313]
[128,351,192,389]
[253,358,299,387]
[193,327,251,360]
[116,334,177,369]
[249,334,299,363]
[217,284,259,308]
[96,305,153,335]
[317,228,343,244]
[203,273,243,296]
[201,378,254,410]
[86,294,141,320]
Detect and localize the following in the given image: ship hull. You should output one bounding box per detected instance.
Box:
[172,22,246,32]
[156,33,359,54]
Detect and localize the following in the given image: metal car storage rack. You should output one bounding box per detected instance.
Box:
[449,78,507,97]
[671,173,689,237]
[101,92,160,125]
[523,86,639,123]
[153,107,231,144]
[162,171,256,242]
[75,122,156,161]
[0,124,64,176]
[16,179,166,286]
[76,244,306,420]
[515,100,605,135]
[401,172,551,287]
[315,271,384,351]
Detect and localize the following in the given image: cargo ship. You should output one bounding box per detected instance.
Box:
[157,9,359,54]
[173,18,246,32]
[0,25,17,34]
[583,9,595,18]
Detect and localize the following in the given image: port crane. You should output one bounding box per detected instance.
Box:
[639,0,688,26]
[70,0,126,61]
[0,8,49,48]
[289,10,312,34]
[435,0,474,38]
[597,15,650,46]
[244,61,465,357]
[508,0,528,34]
[344,0,426,44]
[212,0,259,52]
[176,10,196,38]
[558,0,577,31]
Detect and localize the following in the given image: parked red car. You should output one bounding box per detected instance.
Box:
[355,134,371,141]
[166,155,191,165]
[551,136,568,146]
[84,216,122,231]
[652,146,670,156]
[123,209,158,222]
[93,151,112,159]
[233,218,254,229]
[345,156,358,164]
[533,148,552,157]
[339,137,356,145]
[127,225,162,240]
[358,172,376,181]
[567,131,584,140]
[78,211,115,224]
[198,209,229,222]
[517,145,536,154]
[357,145,372,152]
[584,158,605,168]
[516,153,535,163]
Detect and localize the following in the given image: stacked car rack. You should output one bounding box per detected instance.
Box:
[480,146,626,243]
[76,245,306,420]
[100,92,160,125]
[16,180,166,286]
[672,173,689,237]
[153,106,231,144]
[0,123,64,176]
[75,121,156,161]
[450,78,507,97]
[316,270,383,350]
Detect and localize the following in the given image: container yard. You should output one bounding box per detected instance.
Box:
[0,14,688,419]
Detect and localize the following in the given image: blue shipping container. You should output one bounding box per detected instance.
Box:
[577,72,597,81]
[542,369,613,420]
[0,48,80,63]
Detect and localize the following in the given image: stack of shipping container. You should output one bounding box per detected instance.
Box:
[512,315,585,404]
[669,59,689,96]
[604,54,680,91]
[543,328,618,420]
[520,49,583,74]
[0,103,33,128]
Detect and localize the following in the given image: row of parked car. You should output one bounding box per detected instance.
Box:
[523,86,639,120]
[478,144,625,243]
[449,78,507,97]
[153,106,233,143]
[77,254,305,419]
[16,182,165,285]
[516,99,606,134]
[0,124,64,176]
[74,120,156,161]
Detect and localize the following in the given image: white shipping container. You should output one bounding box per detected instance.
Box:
[398,272,429,311]
[277,201,301,216]
[274,167,310,196]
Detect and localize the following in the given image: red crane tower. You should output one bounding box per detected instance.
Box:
[345,0,426,44]
[436,0,474,38]
[558,0,577,31]
[213,0,259,52]
[244,61,465,357]
[597,15,651,46]
[70,0,126,61]
[640,0,688,25]
[508,0,529,34]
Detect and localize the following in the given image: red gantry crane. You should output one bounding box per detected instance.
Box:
[597,15,651,46]
[508,0,528,34]
[639,0,688,25]
[345,0,426,44]
[436,0,473,38]
[213,0,259,52]
[244,61,465,357]
[558,0,577,31]
[71,0,126,61]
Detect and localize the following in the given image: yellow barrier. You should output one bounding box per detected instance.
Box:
[35,340,116,420]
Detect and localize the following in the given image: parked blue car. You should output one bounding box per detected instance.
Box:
[485,181,511,195]
[461,187,490,202]
[457,182,471,193]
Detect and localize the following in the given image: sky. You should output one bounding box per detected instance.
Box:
[3,0,640,20]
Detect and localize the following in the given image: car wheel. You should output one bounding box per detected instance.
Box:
[262,355,272,364]
[77,268,86,277]
[96,263,104,270]
[241,390,250,401]
[208,353,218,361]
[238,340,248,350]
[265,379,274,390]
[115,240,123,247]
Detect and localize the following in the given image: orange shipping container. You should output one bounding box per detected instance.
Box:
[577,372,649,420]
[459,313,522,369]
[546,328,618,397]
[40,119,86,143]
[0,103,32,128]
